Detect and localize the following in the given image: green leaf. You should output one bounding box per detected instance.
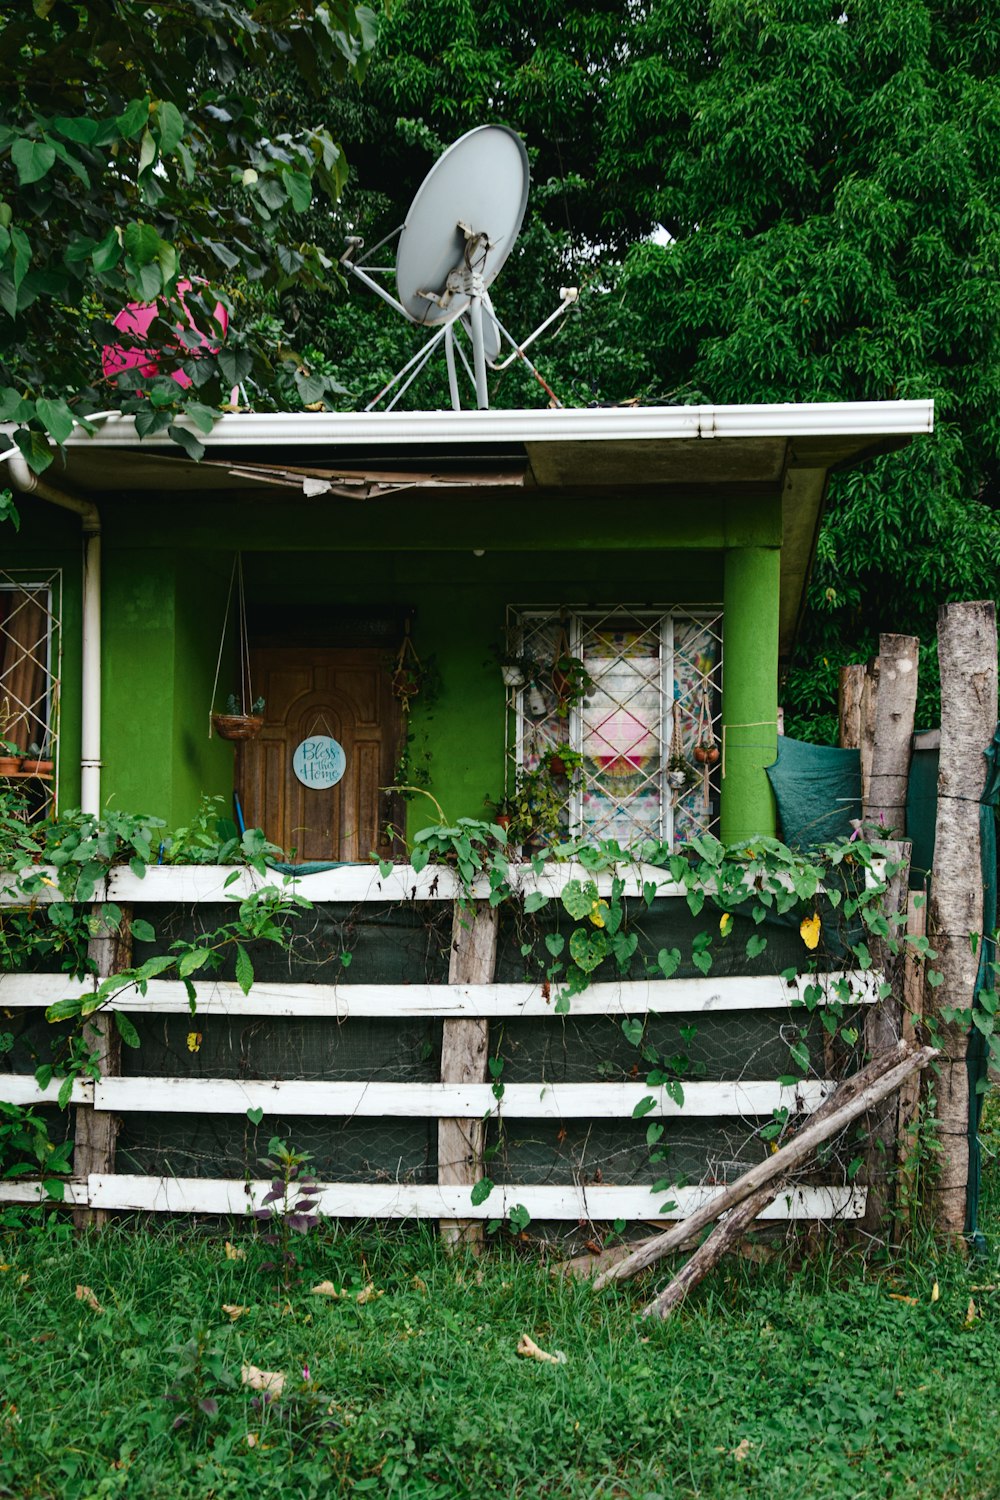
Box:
[544,933,564,958]
[621,1017,644,1046]
[91,229,122,275]
[167,424,206,462]
[11,137,56,186]
[155,100,185,155]
[568,927,607,974]
[470,1176,494,1206]
[12,428,53,475]
[561,878,597,920]
[177,947,211,978]
[524,891,548,913]
[116,98,150,138]
[284,169,312,213]
[218,348,253,386]
[57,1074,73,1110]
[657,947,681,979]
[45,994,87,1023]
[632,1094,657,1119]
[51,114,99,144]
[131,918,156,944]
[123,220,162,267]
[746,933,767,958]
[246,1107,264,1126]
[43,1178,66,1202]
[235,943,254,997]
[115,1012,141,1048]
[34,397,74,445]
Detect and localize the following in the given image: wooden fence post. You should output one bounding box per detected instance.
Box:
[867,634,919,835]
[862,839,911,1234]
[838,664,866,752]
[438,899,499,1249]
[73,904,131,1229]
[927,601,998,1244]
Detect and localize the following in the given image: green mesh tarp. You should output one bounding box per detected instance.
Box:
[765,736,862,848]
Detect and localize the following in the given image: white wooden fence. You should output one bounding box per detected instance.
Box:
[0,862,878,1224]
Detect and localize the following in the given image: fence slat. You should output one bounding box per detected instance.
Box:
[76,1076,834,1118]
[0,1176,868,1221]
[0,970,883,1016]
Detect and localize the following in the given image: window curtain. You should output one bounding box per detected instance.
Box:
[0,590,49,750]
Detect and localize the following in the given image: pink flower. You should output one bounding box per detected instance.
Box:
[302,1364,311,1382]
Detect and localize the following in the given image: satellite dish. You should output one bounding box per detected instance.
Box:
[395,126,528,326]
[341,127,576,412]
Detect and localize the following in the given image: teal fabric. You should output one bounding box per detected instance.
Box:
[266,860,354,875]
[967,722,1000,1250]
[765,736,862,848]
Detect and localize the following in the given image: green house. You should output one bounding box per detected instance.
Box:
[2,401,932,856]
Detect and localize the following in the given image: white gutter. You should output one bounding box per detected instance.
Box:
[54,398,935,451]
[5,453,101,818]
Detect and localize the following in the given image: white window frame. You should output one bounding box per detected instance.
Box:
[506,604,723,846]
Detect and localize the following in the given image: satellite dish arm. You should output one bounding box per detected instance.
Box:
[488,287,578,370]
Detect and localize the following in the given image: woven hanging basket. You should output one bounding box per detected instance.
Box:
[211,713,264,742]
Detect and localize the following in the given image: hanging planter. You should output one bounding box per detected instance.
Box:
[209,555,265,740]
[693,672,720,766]
[392,621,424,710]
[666,701,698,796]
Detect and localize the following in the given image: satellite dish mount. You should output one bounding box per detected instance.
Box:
[341,126,576,411]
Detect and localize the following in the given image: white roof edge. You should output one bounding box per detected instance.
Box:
[35,399,933,450]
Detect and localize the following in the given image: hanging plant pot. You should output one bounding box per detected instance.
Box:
[392,667,423,702]
[693,742,720,766]
[212,713,264,742]
[21,758,54,776]
[501,662,526,689]
[0,756,21,776]
[547,753,566,777]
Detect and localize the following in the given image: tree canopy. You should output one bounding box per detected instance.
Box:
[0,0,377,471]
[320,0,1000,733]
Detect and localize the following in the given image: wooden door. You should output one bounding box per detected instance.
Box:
[238,648,400,862]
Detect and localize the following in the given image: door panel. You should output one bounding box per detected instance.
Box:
[238,648,400,861]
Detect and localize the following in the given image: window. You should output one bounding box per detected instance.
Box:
[507,606,722,846]
[0,570,61,814]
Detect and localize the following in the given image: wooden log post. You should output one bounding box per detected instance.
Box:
[73,904,131,1229]
[867,634,919,835]
[838,664,866,751]
[927,601,998,1244]
[862,839,911,1235]
[438,899,499,1249]
[896,889,928,1232]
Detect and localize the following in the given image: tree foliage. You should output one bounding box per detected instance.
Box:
[0,0,378,471]
[324,0,1000,732]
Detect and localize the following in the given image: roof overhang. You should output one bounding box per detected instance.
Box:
[2,399,933,658]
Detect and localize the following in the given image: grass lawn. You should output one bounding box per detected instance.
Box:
[1,1114,998,1500]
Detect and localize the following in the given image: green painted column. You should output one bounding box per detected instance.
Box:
[720,547,780,843]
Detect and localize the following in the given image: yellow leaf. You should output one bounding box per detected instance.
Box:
[75,1284,103,1314]
[589,900,608,928]
[311,1280,342,1298]
[931,1281,940,1303]
[186,1031,202,1053]
[963,1297,978,1328]
[354,1283,383,1306]
[222,1303,249,1320]
[799,913,821,950]
[241,1364,285,1397]
[224,1241,245,1261]
[516,1333,567,1365]
[731,1438,753,1462]
[719,913,733,937]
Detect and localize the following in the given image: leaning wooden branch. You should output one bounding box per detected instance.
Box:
[592,1041,937,1294]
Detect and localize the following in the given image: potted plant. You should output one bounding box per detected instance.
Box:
[20,741,54,775]
[550,653,593,717]
[212,693,265,741]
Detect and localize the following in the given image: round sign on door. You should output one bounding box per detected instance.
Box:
[292,735,346,789]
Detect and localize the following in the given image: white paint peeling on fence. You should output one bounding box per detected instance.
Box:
[0,969,883,1017]
[74,1076,834,1118]
[0,1175,868,1221]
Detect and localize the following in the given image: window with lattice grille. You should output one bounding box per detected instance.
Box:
[506,606,722,846]
[0,570,61,814]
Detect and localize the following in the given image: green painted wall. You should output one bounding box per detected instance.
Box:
[6,486,784,842]
[719,546,780,841]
